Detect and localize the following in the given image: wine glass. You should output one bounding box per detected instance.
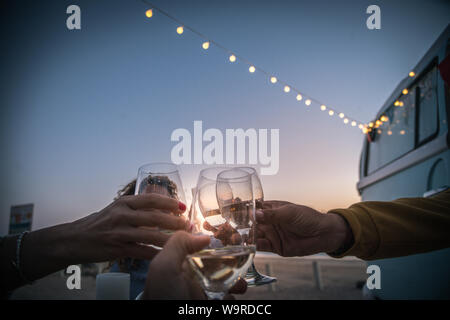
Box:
[216,168,254,244]
[135,162,187,247]
[237,167,277,286]
[186,167,255,300]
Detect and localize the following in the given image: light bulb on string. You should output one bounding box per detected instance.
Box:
[249,66,255,73]
[202,41,210,50]
[402,88,408,95]
[343,118,349,124]
[145,9,153,18]
[320,105,326,111]
[229,54,236,62]
[270,76,277,83]
[296,94,302,101]
[284,86,290,93]
[409,71,415,77]
[339,113,344,118]
[305,99,311,106]
[176,26,184,34]
[358,124,364,129]
[328,110,334,116]
[351,121,356,127]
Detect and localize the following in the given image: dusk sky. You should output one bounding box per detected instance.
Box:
[1,0,449,233]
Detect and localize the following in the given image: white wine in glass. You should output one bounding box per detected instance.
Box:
[187,245,255,300]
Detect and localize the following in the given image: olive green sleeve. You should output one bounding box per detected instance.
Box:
[327,189,450,260]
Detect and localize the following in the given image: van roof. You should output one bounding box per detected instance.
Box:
[374,24,450,120]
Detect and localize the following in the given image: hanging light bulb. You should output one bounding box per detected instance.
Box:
[387,130,392,135]
[399,101,404,107]
[177,26,184,34]
[380,115,388,122]
[249,66,255,73]
[400,130,406,135]
[328,110,334,116]
[394,101,400,106]
[344,118,349,124]
[229,54,236,62]
[369,122,374,128]
[320,105,326,111]
[409,71,415,77]
[284,86,290,93]
[351,121,356,126]
[145,9,153,18]
[402,88,408,95]
[202,41,210,50]
[305,99,311,106]
[296,94,302,101]
[270,76,277,83]
[362,127,368,134]
[339,113,344,118]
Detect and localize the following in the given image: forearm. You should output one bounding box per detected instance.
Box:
[328,190,450,260]
[1,222,77,293]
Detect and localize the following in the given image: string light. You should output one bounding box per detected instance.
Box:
[380,115,388,122]
[362,127,368,134]
[358,124,363,129]
[394,100,400,106]
[141,1,366,133]
[409,71,415,77]
[402,88,408,95]
[388,130,392,135]
[369,122,374,128]
[399,101,404,107]
[344,118,349,124]
[400,130,405,135]
[351,121,356,126]
[145,9,153,18]
[320,105,326,111]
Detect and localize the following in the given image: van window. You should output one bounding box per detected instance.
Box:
[417,66,439,144]
[367,89,416,174]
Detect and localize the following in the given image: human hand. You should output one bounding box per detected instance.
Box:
[255,201,353,257]
[143,231,247,300]
[67,193,189,263]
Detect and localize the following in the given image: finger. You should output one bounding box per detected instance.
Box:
[129,210,189,230]
[160,231,211,267]
[123,228,171,247]
[229,278,247,294]
[123,194,186,214]
[122,243,160,260]
[261,205,293,224]
[256,239,273,252]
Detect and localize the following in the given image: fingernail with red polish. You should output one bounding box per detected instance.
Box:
[178,202,186,212]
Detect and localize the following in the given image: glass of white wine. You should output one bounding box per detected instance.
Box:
[237,167,277,286]
[186,167,255,300]
[135,162,187,247]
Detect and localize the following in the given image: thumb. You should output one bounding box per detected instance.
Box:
[161,231,210,267]
[258,205,293,224]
